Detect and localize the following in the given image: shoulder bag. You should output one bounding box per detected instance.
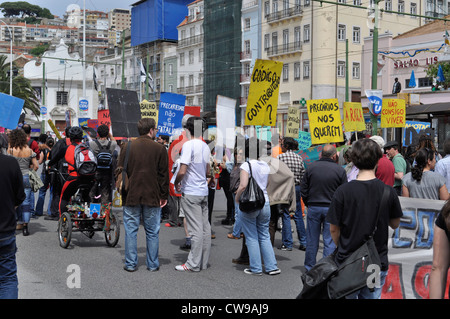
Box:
[239,161,265,213]
[116,141,132,199]
[326,186,390,299]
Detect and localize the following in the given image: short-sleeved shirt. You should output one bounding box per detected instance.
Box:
[179,139,210,196]
[326,178,403,271]
[435,213,450,242]
[402,171,446,200]
[89,139,117,156]
[240,160,270,202]
[392,153,407,188]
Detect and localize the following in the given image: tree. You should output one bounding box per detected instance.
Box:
[425,61,450,89]
[0,55,40,119]
[0,1,53,19]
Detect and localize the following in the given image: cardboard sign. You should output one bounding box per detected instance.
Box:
[307,98,344,144]
[343,102,365,132]
[245,59,283,127]
[285,106,300,138]
[140,100,159,126]
[157,92,185,137]
[381,99,406,128]
[106,88,141,138]
[0,93,24,129]
[295,131,312,151]
[98,110,111,128]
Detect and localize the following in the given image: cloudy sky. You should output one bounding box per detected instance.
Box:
[12,0,138,18]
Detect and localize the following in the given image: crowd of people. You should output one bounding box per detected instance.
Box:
[1,116,450,299]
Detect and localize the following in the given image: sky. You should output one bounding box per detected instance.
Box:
[15,0,138,18]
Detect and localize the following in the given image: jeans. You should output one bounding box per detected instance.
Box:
[16,174,31,224]
[280,207,293,248]
[293,185,307,246]
[35,171,50,216]
[345,270,388,299]
[240,202,278,273]
[123,205,161,270]
[232,194,242,238]
[304,205,336,271]
[0,232,18,299]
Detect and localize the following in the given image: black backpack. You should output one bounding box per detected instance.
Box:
[94,139,113,170]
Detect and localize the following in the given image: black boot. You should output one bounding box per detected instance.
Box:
[23,224,29,236]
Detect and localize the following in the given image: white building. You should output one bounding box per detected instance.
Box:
[24,39,98,133]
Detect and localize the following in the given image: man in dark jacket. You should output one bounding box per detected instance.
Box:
[117,118,169,272]
[0,153,25,299]
[301,144,347,271]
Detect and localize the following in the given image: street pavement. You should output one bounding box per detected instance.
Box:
[16,190,312,300]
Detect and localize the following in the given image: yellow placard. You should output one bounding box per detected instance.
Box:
[285,106,300,138]
[245,59,283,127]
[381,99,406,128]
[47,119,62,139]
[140,100,159,126]
[343,102,365,132]
[307,98,344,145]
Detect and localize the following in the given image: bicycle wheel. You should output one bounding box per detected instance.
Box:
[58,212,72,248]
[105,211,120,247]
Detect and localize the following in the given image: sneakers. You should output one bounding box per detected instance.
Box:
[244,268,262,276]
[278,244,292,251]
[175,264,193,272]
[267,268,281,276]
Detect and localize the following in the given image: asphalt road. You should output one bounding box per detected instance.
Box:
[15,190,311,300]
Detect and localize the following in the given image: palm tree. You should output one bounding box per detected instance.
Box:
[0,55,40,119]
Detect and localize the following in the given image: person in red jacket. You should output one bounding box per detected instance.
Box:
[369,136,395,187]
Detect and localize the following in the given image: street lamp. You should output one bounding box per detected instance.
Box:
[0,20,13,96]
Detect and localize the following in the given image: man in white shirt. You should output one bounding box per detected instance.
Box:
[174,117,213,272]
[436,138,450,189]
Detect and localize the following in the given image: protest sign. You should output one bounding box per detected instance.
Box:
[0,93,24,129]
[140,100,159,126]
[295,131,312,151]
[343,102,365,132]
[383,197,445,299]
[286,106,300,138]
[47,119,62,139]
[245,59,283,127]
[106,88,141,138]
[87,119,98,130]
[403,121,433,146]
[306,98,344,145]
[381,99,406,128]
[216,95,236,150]
[98,110,111,128]
[157,92,185,137]
[184,106,201,117]
[295,144,324,168]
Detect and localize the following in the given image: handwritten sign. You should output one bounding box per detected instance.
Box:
[245,59,283,127]
[255,126,272,142]
[295,144,325,169]
[0,93,24,129]
[403,121,432,146]
[343,102,365,132]
[140,100,158,126]
[381,99,406,128]
[295,131,312,151]
[307,98,344,145]
[285,106,300,138]
[157,92,185,137]
[98,110,111,128]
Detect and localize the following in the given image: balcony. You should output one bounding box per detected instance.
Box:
[240,74,251,83]
[267,42,302,58]
[178,34,203,48]
[266,6,303,24]
[240,50,252,61]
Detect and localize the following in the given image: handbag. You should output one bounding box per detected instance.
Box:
[238,161,265,213]
[296,252,338,299]
[326,187,390,299]
[29,169,44,192]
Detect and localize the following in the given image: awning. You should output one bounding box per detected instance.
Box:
[406,102,450,115]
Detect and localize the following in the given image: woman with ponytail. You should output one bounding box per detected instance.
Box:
[402,148,449,200]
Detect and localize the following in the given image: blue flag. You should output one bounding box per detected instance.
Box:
[409,70,416,88]
[437,64,446,82]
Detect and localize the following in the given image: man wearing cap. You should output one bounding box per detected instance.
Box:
[369,136,395,186]
[384,140,406,195]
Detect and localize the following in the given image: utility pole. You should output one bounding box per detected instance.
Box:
[370,0,380,135]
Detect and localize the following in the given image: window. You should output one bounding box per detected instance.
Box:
[352,26,360,43]
[179,52,185,66]
[283,63,289,81]
[199,48,203,62]
[410,3,417,15]
[338,24,346,41]
[272,32,278,54]
[264,1,270,16]
[273,0,279,13]
[244,18,251,30]
[245,40,251,54]
[353,0,361,5]
[385,0,392,11]
[294,26,301,49]
[169,84,173,93]
[169,63,173,76]
[283,29,289,51]
[294,62,301,80]
[56,91,68,105]
[337,61,346,77]
[352,62,360,79]
[303,61,310,79]
[180,76,185,88]
[305,0,310,6]
[304,24,310,43]
[264,34,270,51]
[189,50,194,64]
[398,0,405,12]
